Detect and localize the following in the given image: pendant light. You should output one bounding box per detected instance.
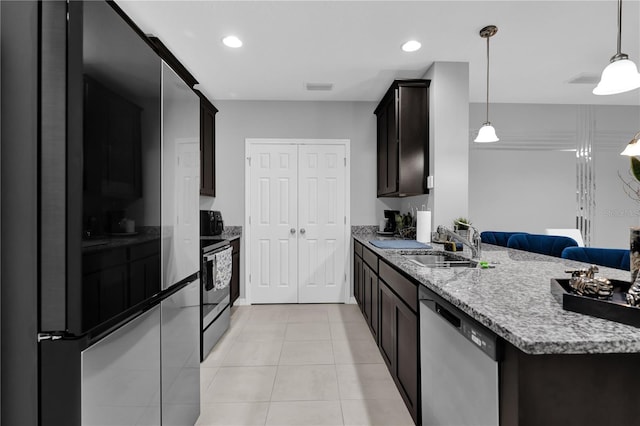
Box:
[593,0,640,95]
[620,131,640,156]
[474,25,499,143]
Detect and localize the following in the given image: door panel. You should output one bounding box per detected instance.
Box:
[298,144,346,303]
[249,142,347,304]
[362,264,372,323]
[81,306,161,426]
[161,280,200,426]
[378,281,395,369]
[396,299,419,423]
[250,144,298,303]
[161,63,200,289]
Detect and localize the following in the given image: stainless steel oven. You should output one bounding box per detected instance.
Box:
[201,238,232,361]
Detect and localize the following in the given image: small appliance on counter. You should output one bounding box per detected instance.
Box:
[201,210,224,236]
[382,209,400,234]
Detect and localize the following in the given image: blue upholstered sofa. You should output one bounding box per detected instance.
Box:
[506,233,579,257]
[480,231,528,247]
[561,247,630,271]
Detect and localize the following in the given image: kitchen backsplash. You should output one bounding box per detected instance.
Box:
[352,225,378,235]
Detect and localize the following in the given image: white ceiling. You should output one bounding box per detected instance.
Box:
[115,0,640,106]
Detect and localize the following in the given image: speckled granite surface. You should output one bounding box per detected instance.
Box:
[221,226,242,241]
[352,225,379,235]
[353,232,640,355]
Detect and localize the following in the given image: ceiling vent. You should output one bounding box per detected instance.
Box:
[305,83,334,91]
[567,73,600,85]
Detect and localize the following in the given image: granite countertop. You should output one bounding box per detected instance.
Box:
[221,226,242,241]
[354,231,640,355]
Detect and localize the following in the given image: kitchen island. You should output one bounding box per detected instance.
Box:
[352,230,640,426]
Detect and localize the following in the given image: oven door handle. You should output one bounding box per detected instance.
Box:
[204,256,215,291]
[205,250,223,262]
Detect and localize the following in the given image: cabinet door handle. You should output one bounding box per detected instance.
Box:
[290,228,296,234]
[300,228,306,235]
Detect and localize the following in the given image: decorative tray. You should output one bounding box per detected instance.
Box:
[550,278,640,328]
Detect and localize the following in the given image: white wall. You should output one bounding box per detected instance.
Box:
[200,100,403,301]
[400,62,470,231]
[469,103,640,249]
[200,100,400,225]
[593,105,640,248]
[470,149,575,233]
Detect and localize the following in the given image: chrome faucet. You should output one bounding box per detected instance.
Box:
[437,224,482,259]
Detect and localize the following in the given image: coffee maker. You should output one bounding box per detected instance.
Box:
[200,210,224,236]
[383,210,400,233]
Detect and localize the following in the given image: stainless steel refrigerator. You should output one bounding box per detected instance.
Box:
[37,2,200,425]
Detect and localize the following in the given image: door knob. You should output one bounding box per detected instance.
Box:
[290,228,296,234]
[300,228,306,234]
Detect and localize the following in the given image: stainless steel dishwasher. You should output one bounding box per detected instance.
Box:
[419,286,500,426]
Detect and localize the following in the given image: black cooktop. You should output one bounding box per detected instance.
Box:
[200,236,229,252]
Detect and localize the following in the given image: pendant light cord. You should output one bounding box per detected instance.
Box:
[617,0,622,55]
[485,35,490,124]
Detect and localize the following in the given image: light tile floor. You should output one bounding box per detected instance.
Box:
[197,304,414,426]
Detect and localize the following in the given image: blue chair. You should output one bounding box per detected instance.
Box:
[561,247,630,270]
[481,231,528,247]
[506,233,579,257]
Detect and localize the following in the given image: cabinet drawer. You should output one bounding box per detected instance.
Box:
[379,261,417,312]
[362,246,378,273]
[354,240,363,257]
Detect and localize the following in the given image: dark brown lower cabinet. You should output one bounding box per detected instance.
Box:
[354,253,363,306]
[378,281,395,368]
[362,247,379,342]
[353,240,419,425]
[362,262,379,342]
[378,277,419,425]
[500,344,640,426]
[230,239,240,305]
[394,295,419,424]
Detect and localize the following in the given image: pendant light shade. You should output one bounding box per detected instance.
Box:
[593,0,640,95]
[474,25,499,143]
[475,123,499,143]
[620,131,640,156]
[594,58,640,95]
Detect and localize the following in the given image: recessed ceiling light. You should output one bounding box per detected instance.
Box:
[401,40,421,52]
[222,35,243,48]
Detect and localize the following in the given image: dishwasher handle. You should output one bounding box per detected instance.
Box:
[435,303,461,329]
[420,299,461,329]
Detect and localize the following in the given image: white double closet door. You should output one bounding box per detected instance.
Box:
[249,140,347,304]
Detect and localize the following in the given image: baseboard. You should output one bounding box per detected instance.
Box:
[234,297,356,305]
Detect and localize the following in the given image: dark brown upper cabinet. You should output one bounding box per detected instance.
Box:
[199,94,218,196]
[374,79,430,197]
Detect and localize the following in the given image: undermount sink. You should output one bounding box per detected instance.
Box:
[403,253,477,268]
